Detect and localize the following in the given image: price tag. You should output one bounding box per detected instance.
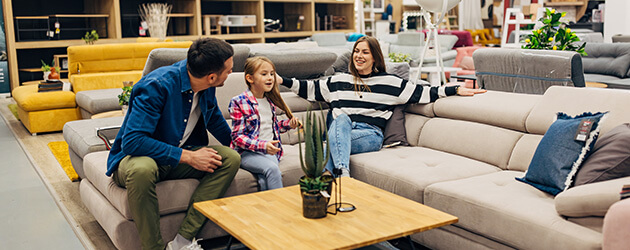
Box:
[574,118,595,142]
[54,22,60,29]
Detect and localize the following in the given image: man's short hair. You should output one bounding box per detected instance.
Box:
[187,38,234,78]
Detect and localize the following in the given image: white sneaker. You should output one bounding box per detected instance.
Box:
[166,238,203,250]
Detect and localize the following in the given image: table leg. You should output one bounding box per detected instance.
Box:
[407,235,416,250]
[226,235,233,250]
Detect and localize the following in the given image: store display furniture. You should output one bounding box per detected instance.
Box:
[581,43,630,89]
[388,32,459,67]
[2,0,356,90]
[11,84,80,135]
[474,48,585,94]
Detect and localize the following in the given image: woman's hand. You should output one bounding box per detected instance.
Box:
[457,87,487,96]
[265,140,281,155]
[289,117,301,129]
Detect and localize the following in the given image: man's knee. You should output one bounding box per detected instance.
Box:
[214,146,241,171]
[124,156,159,184]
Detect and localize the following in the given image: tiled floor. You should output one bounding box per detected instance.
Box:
[0,113,84,249]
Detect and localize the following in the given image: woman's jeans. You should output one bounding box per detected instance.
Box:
[325,114,383,176]
[240,151,283,190]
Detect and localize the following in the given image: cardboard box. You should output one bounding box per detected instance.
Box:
[523,4,541,16]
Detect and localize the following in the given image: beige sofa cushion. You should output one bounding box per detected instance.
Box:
[350,147,500,203]
[506,134,543,172]
[433,91,541,133]
[555,176,630,217]
[418,118,524,170]
[526,86,630,135]
[424,171,602,250]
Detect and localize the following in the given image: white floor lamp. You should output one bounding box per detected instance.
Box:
[414,0,461,85]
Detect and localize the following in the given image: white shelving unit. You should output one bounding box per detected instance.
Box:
[359,1,376,35]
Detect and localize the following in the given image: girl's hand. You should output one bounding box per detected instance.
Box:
[289,117,301,129]
[457,87,487,96]
[265,140,281,155]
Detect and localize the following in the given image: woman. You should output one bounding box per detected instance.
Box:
[278,36,486,177]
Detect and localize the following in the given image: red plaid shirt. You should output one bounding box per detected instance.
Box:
[228,90,292,159]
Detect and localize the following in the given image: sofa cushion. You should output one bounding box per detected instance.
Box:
[250,49,337,79]
[382,105,409,147]
[142,45,250,75]
[555,176,630,217]
[71,71,143,93]
[424,171,602,250]
[311,32,348,47]
[12,85,76,111]
[517,112,607,195]
[350,146,500,203]
[583,43,630,78]
[75,88,122,115]
[575,123,630,186]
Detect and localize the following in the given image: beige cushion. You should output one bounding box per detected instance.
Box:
[217,73,249,119]
[433,90,541,133]
[403,114,432,147]
[506,134,543,171]
[350,146,500,203]
[405,103,435,117]
[526,86,630,135]
[418,118,524,170]
[555,176,630,217]
[425,171,602,250]
[460,56,475,70]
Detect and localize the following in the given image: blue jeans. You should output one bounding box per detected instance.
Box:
[240,151,283,190]
[325,114,383,176]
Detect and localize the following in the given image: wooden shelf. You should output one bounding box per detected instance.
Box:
[544,1,584,6]
[314,0,354,3]
[264,31,313,38]
[19,68,68,73]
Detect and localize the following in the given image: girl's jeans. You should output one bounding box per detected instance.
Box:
[240,150,283,190]
[325,114,383,176]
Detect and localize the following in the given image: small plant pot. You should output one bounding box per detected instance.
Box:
[301,190,327,219]
[121,105,129,116]
[43,71,50,81]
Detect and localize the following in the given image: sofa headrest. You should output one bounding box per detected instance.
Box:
[583,43,630,78]
[216,72,248,119]
[396,32,425,46]
[250,49,338,79]
[311,32,348,47]
[526,86,630,135]
[142,45,250,75]
[474,48,585,94]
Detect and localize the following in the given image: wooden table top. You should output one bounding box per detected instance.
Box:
[194,177,458,250]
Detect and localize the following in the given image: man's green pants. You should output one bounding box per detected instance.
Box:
[112,145,240,250]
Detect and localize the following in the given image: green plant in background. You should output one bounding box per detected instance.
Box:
[522,8,586,56]
[388,52,411,63]
[40,59,59,72]
[297,106,330,193]
[364,0,371,7]
[82,30,99,45]
[118,85,132,106]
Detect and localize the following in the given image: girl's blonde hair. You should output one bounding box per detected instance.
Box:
[243,56,294,119]
[348,36,387,94]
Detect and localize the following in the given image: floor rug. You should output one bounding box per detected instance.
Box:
[8,104,19,120]
[48,141,79,181]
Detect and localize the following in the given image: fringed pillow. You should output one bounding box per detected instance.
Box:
[516,112,608,195]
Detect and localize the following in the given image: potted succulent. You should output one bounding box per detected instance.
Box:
[118,81,133,115]
[297,107,333,219]
[41,59,60,81]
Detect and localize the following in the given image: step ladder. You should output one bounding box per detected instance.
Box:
[501,8,536,48]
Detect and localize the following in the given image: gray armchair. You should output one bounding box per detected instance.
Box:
[473,48,585,94]
[582,43,630,89]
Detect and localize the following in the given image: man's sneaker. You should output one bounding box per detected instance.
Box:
[166,238,203,250]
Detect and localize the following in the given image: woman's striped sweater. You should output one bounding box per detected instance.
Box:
[281,72,457,130]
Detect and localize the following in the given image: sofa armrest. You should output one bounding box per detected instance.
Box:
[96,125,121,150]
[555,176,630,217]
[603,198,630,250]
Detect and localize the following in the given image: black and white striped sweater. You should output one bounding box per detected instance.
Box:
[281,72,457,130]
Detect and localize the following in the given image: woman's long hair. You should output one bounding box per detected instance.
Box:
[243,56,294,119]
[348,36,387,94]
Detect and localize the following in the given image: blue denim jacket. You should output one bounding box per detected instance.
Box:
[106,60,231,176]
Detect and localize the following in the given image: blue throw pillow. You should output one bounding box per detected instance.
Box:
[516,112,608,195]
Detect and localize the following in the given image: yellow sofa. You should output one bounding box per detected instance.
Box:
[67,41,192,93]
[11,41,192,134]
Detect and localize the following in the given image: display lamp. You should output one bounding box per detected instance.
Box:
[414,0,461,85]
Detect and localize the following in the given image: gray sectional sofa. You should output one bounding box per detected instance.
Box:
[66,44,630,249]
[582,43,630,89]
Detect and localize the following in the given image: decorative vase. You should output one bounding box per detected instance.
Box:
[121,105,129,116]
[301,191,328,219]
[48,67,60,80]
[43,71,50,81]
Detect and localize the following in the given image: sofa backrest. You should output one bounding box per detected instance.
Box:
[142,45,251,76]
[583,43,630,78]
[474,48,585,94]
[67,41,193,77]
[404,86,630,172]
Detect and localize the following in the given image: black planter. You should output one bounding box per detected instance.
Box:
[301,190,328,219]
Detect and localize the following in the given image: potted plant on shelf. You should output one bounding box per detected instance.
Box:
[118,81,133,115]
[522,8,586,56]
[41,59,60,81]
[297,107,333,219]
[82,30,99,45]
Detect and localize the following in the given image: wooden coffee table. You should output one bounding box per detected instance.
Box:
[194,177,458,250]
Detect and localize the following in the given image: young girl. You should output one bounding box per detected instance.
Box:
[229,56,300,190]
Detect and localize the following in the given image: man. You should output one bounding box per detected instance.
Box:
[106,38,241,250]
